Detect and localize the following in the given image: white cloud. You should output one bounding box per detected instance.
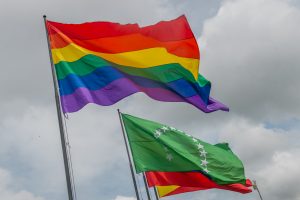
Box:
[176,117,300,200]
[0,0,299,200]
[217,118,287,170]
[0,104,138,200]
[199,0,300,121]
[0,106,68,199]
[114,196,136,200]
[215,118,300,200]
[0,168,44,200]
[255,149,300,200]
[0,0,176,108]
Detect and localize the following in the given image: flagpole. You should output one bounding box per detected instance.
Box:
[142,173,152,200]
[154,186,160,200]
[253,180,264,200]
[43,15,74,200]
[117,109,141,200]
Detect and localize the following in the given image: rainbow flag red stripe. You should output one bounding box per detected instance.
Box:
[46,16,228,113]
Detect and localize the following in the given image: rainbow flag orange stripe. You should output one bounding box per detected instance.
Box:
[46,16,228,113]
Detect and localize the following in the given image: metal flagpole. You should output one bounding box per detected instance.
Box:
[43,15,74,200]
[142,172,152,200]
[117,109,141,200]
[154,186,160,200]
[253,180,264,200]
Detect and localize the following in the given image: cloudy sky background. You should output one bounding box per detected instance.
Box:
[0,0,300,200]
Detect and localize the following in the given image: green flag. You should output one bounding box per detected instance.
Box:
[121,113,246,185]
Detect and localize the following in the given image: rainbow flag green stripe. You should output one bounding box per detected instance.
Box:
[47,16,228,113]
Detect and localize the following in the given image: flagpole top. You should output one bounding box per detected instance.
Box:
[43,15,47,19]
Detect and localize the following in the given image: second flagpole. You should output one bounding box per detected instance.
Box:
[117,109,141,200]
[142,172,152,200]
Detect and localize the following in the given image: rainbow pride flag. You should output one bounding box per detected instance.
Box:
[46,16,228,113]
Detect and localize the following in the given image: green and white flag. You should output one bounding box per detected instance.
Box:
[122,113,246,185]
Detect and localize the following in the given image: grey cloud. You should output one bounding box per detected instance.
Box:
[212,118,300,200]
[256,149,300,200]
[0,104,141,200]
[199,0,300,122]
[114,196,136,200]
[0,106,68,199]
[0,168,44,200]
[0,0,175,108]
[161,117,300,200]
[1,0,300,200]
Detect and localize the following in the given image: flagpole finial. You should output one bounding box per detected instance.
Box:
[43,15,47,19]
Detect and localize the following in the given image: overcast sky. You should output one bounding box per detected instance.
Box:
[0,0,300,200]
